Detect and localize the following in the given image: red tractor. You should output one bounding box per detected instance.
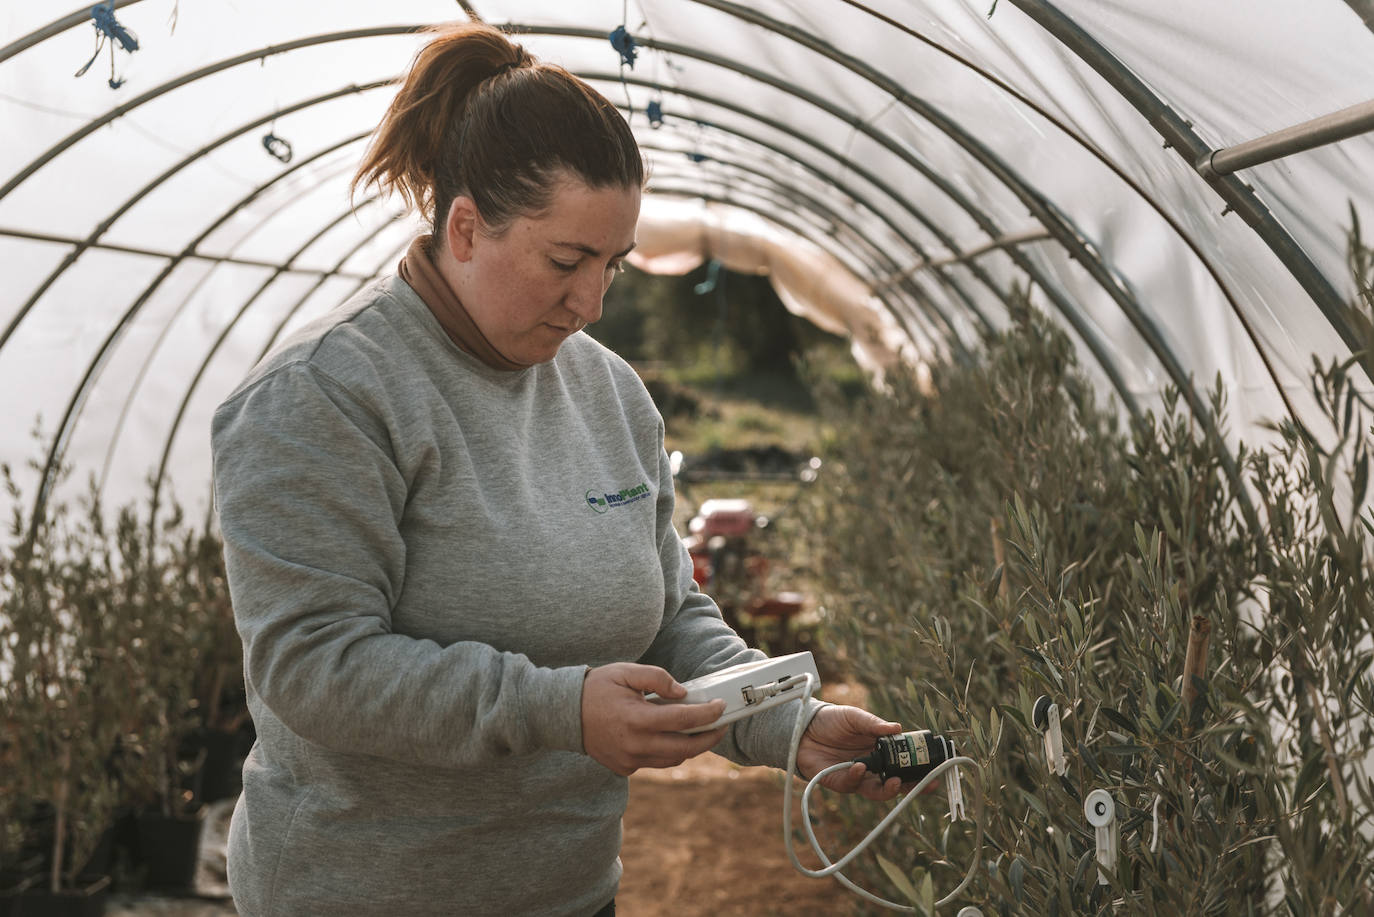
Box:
[673,450,819,653]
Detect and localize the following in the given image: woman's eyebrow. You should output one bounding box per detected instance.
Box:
[551,241,637,258]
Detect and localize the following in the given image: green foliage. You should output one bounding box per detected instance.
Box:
[0,459,236,892]
[1,465,132,892]
[805,281,1374,914]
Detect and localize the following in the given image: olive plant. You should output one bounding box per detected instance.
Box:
[0,460,236,892]
[0,463,128,893]
[805,250,1374,915]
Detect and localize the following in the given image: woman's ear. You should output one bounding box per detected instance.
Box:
[444,195,479,262]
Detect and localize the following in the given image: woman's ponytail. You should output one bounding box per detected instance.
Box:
[352,21,642,243]
[351,23,528,224]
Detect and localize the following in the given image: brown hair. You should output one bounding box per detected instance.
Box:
[353,22,643,250]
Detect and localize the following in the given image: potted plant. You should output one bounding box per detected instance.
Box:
[111,497,210,892]
[177,521,249,807]
[1,466,125,916]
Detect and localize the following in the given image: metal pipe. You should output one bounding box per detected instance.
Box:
[1343,0,1374,34]
[1007,0,1359,371]
[147,196,390,521]
[1,79,392,355]
[876,229,1053,290]
[97,158,368,496]
[26,133,372,543]
[0,226,374,280]
[829,0,1299,427]
[0,0,147,66]
[1199,99,1374,177]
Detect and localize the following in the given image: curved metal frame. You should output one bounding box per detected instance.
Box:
[825,0,1298,421]
[15,23,1155,531]
[587,72,1003,338]
[146,195,394,519]
[1006,0,1359,361]
[1,78,396,354]
[567,11,1250,520]
[28,131,374,538]
[635,133,968,353]
[0,26,421,205]
[96,147,373,494]
[577,65,1148,419]
[0,0,148,66]
[11,20,1198,528]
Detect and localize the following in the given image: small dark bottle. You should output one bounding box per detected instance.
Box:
[856,730,953,782]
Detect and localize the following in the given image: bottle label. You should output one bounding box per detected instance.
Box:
[894,734,930,768]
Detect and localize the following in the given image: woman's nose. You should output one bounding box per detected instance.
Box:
[566,271,605,324]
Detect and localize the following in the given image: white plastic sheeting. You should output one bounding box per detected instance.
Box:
[1,0,1372,525]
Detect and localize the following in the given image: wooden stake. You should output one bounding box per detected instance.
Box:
[1182,615,1212,721]
[50,745,70,893]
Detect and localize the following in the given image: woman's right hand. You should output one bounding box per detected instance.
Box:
[581,663,728,776]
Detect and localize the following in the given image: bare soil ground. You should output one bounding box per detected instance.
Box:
[619,752,854,917]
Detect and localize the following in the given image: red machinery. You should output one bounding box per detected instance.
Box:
[680,495,807,650]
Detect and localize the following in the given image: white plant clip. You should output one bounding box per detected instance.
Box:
[944,741,966,822]
[1150,793,1162,853]
[1083,789,1118,886]
[1032,695,1068,776]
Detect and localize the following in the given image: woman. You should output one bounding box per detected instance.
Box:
[211,21,908,917]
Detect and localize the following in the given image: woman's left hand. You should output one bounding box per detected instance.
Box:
[796,705,906,801]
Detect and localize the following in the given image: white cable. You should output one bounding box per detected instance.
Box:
[782,674,985,912]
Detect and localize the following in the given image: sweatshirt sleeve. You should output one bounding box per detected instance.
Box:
[636,429,827,771]
[211,361,587,769]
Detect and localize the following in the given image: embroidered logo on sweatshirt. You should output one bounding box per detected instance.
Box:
[585,482,651,514]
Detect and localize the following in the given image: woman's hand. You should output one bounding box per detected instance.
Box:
[581,663,728,776]
[797,705,907,801]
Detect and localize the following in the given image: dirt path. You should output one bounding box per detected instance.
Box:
[619,753,854,916]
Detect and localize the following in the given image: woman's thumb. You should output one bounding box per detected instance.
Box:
[620,663,686,699]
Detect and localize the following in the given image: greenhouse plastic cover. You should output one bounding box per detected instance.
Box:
[1,0,1372,524]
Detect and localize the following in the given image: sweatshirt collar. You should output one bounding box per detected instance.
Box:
[398,235,531,373]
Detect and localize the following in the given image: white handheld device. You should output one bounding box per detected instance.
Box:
[645,651,820,734]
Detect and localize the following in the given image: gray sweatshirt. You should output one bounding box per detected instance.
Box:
[210,274,820,917]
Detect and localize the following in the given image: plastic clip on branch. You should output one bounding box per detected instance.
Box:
[1083,789,1118,886]
[784,675,985,912]
[1032,695,1068,776]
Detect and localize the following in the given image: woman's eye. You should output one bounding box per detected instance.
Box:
[551,260,578,273]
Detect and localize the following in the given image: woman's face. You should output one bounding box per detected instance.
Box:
[446,173,642,366]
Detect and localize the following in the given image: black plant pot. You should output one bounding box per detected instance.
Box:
[0,875,109,917]
[133,810,204,891]
[191,729,243,804]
